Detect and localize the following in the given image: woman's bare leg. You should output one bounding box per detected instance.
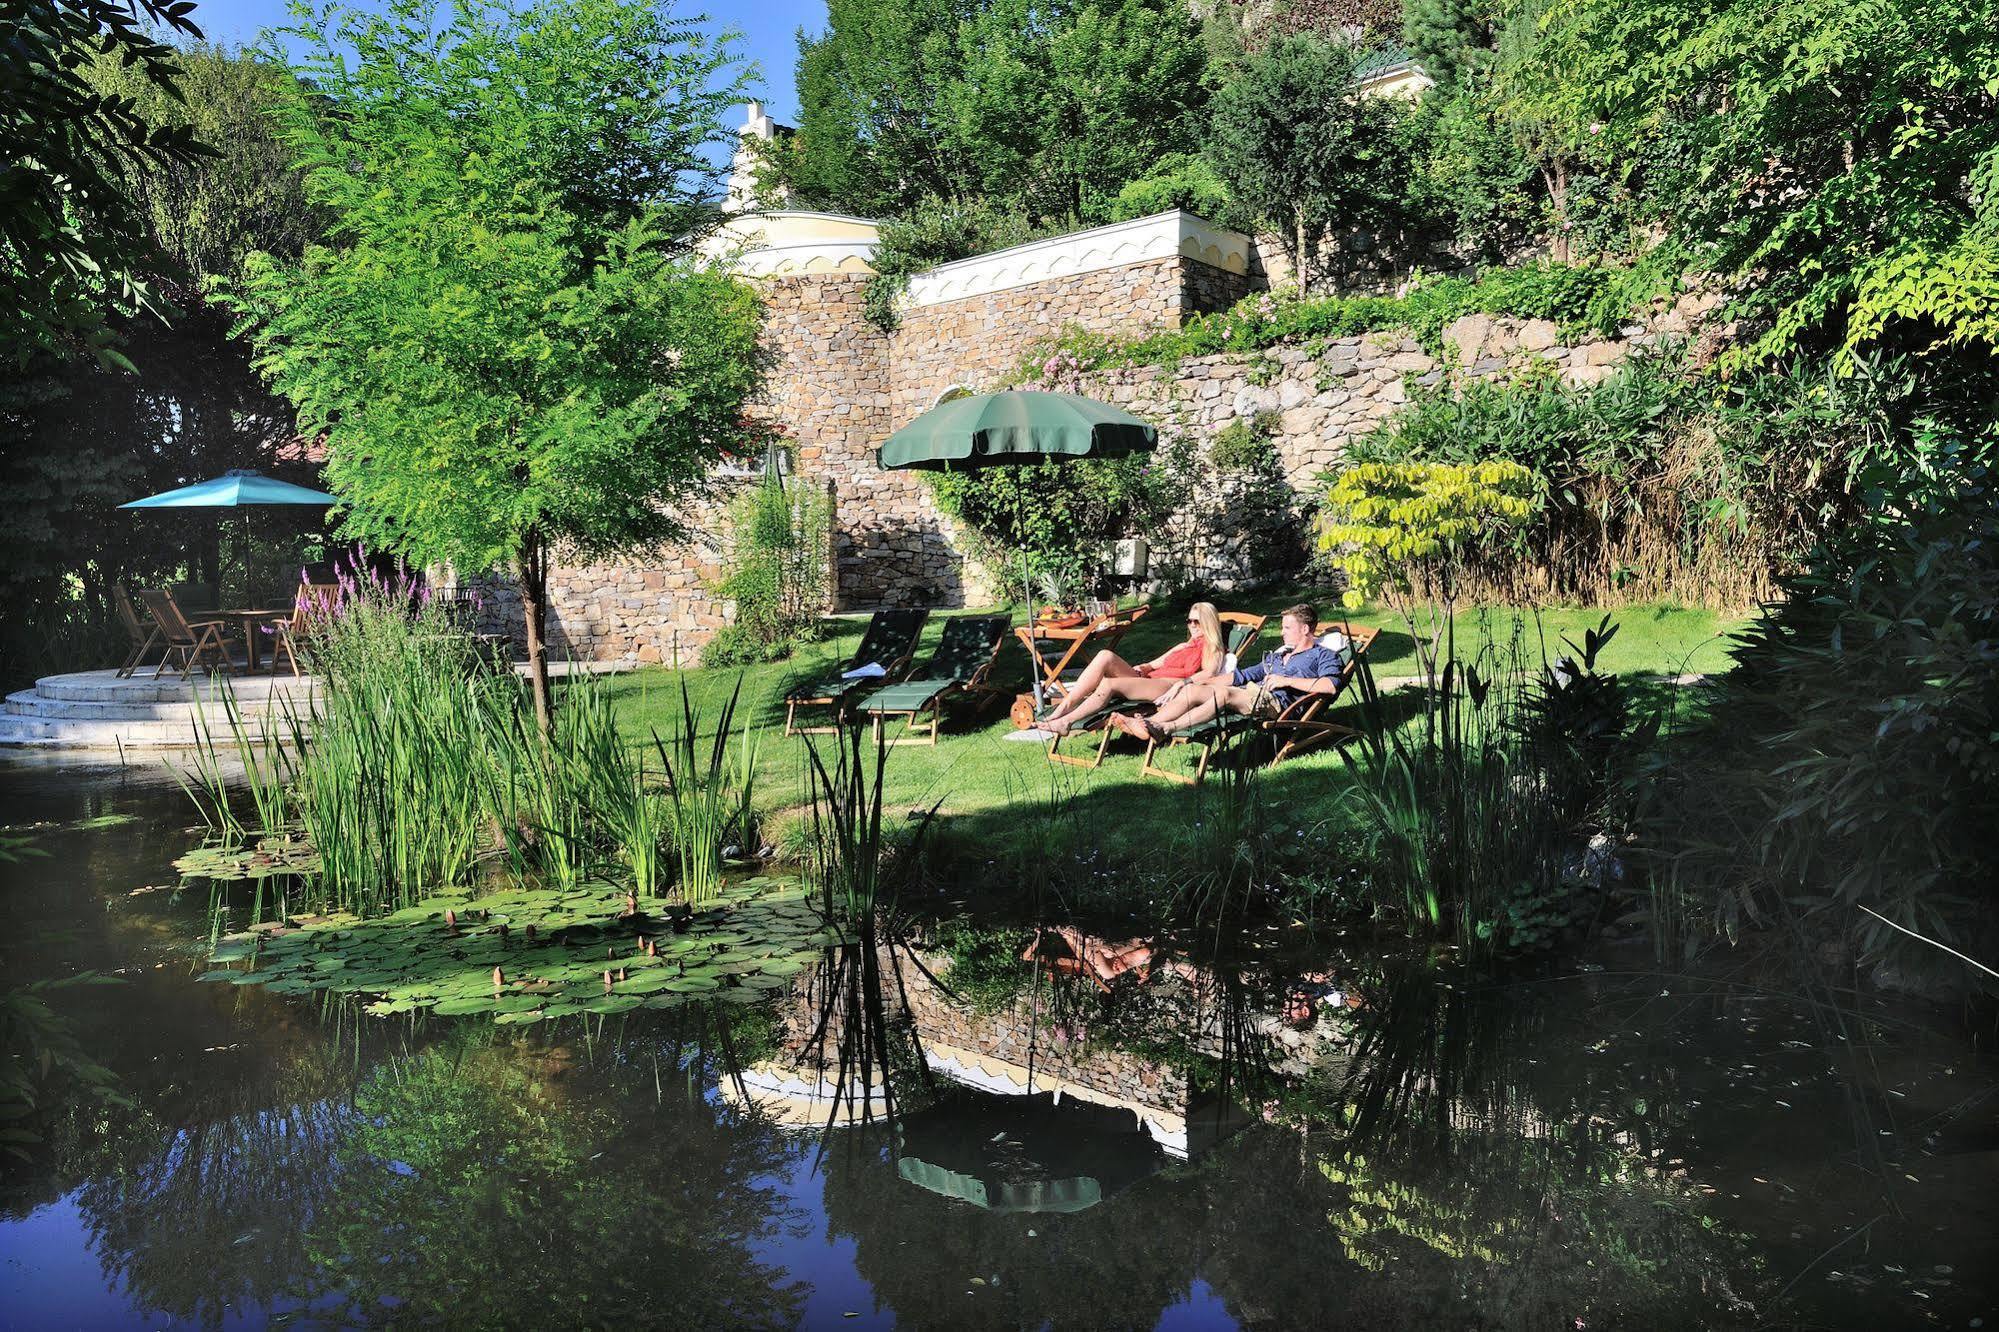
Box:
[1040,650,1139,726]
[1044,673,1182,734]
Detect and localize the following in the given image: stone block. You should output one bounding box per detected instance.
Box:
[1516,319,1560,350]
[1583,341,1627,366]
[1443,313,1493,366]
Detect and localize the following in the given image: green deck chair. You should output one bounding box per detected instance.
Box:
[858,614,1012,746]
[784,608,930,736]
[1047,611,1268,769]
[1137,622,1378,785]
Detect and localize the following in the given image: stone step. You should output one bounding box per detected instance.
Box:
[0,712,288,751]
[0,669,313,751]
[32,668,313,705]
[5,689,314,724]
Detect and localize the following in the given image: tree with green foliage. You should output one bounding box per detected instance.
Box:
[84,42,319,291]
[1538,0,1999,365]
[1401,0,1488,88]
[1207,33,1407,295]
[786,0,1208,227]
[227,0,769,731]
[0,0,212,368]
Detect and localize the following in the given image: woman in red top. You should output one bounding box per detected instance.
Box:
[1039,602,1226,735]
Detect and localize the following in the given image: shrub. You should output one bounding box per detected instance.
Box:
[704,470,831,667]
[1016,261,1647,378]
[1648,490,1999,990]
[927,454,1177,592]
[860,197,1049,333]
[1316,458,1540,672]
[1345,350,1921,607]
[1108,152,1244,228]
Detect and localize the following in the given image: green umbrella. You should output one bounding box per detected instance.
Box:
[876,390,1159,714]
[877,390,1156,471]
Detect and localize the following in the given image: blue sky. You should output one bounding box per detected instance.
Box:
[182,0,828,124]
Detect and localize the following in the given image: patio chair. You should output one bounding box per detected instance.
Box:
[138,588,235,681]
[783,608,930,736]
[856,614,1011,746]
[1137,622,1379,785]
[113,584,165,678]
[263,583,340,678]
[1046,610,1269,770]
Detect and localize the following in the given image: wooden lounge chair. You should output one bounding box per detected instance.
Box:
[1017,603,1152,706]
[1137,622,1379,785]
[783,608,930,736]
[1047,610,1269,769]
[138,587,235,680]
[857,614,1011,746]
[113,585,165,678]
[264,583,340,678]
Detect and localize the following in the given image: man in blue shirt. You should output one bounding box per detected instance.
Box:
[1109,603,1349,742]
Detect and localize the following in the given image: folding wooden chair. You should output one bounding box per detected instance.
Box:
[264,583,340,677]
[1138,622,1379,785]
[113,585,165,678]
[138,588,234,680]
[1046,609,1269,769]
[783,608,930,736]
[858,615,1011,746]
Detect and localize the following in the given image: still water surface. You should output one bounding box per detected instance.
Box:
[2,759,1994,1329]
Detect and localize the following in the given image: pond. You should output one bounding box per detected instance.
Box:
[2,759,1994,1329]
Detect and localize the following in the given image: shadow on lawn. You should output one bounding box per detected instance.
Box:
[904,675,1433,923]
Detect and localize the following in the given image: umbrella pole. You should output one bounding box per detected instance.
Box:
[1024,552,1042,714]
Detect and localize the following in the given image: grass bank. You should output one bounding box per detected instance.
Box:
[596,589,1745,905]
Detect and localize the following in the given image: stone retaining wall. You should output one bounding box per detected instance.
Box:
[491,215,1711,660]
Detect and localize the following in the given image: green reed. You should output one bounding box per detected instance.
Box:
[287,587,496,915]
[653,675,759,907]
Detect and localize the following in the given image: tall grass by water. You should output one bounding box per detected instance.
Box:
[180,568,760,917]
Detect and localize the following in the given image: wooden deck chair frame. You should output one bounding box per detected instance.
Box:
[114,584,165,678]
[1046,609,1270,769]
[864,615,1012,747]
[138,587,234,681]
[783,608,930,737]
[266,583,340,678]
[1019,603,1151,706]
[1138,622,1378,785]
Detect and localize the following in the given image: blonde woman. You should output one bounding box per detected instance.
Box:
[1039,602,1229,736]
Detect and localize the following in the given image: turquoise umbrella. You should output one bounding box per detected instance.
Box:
[118,469,337,508]
[120,470,337,603]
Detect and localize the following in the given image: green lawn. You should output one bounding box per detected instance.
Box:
[594,587,1749,899]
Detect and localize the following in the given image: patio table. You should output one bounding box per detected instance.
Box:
[212,607,290,672]
[1012,605,1150,705]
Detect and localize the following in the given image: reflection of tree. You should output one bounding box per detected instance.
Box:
[294,1021,806,1328]
[74,1102,350,1327]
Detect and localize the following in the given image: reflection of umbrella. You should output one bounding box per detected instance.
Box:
[877,390,1157,710]
[892,1089,1165,1214]
[119,469,336,598]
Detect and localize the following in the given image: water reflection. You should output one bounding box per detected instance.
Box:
[2,760,1994,1329]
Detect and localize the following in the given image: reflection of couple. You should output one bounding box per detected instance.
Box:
[1039,603,1348,740]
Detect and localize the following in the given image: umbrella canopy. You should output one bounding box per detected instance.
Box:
[119,469,336,509]
[877,390,1156,471]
